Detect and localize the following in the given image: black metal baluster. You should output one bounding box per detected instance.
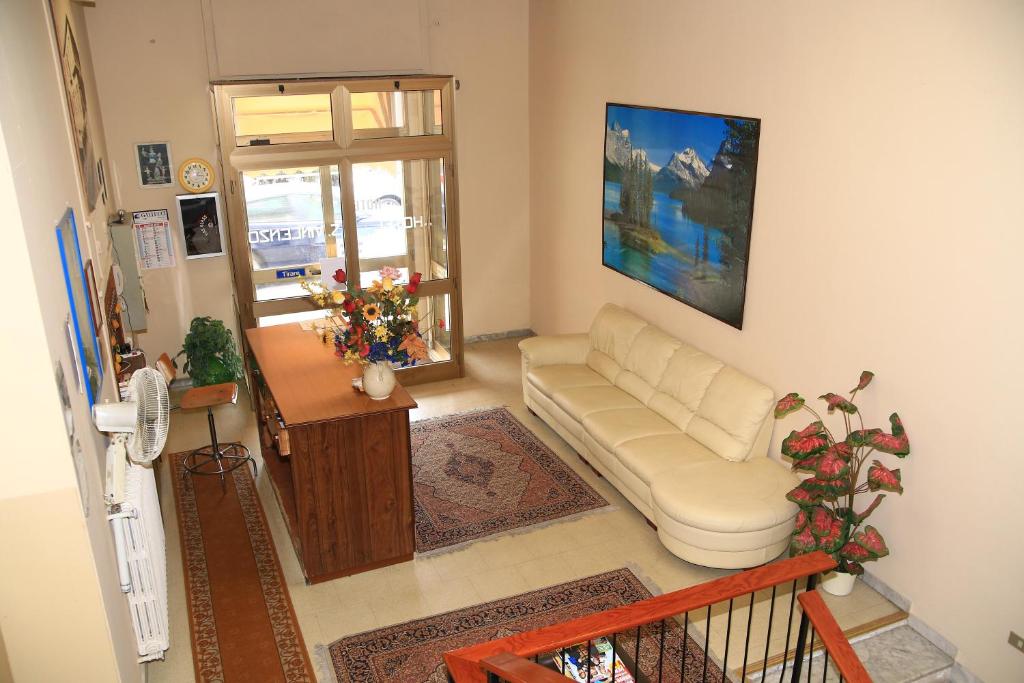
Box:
[635,625,642,680]
[723,598,735,675]
[741,591,755,680]
[822,650,829,683]
[561,645,567,674]
[760,585,777,683]
[658,618,667,683]
[612,632,618,681]
[790,574,818,682]
[681,612,689,683]
[780,580,799,681]
[702,605,711,683]
[806,625,815,682]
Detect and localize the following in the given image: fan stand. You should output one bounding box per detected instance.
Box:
[180,383,257,492]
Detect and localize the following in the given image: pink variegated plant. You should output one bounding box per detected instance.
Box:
[775,371,909,575]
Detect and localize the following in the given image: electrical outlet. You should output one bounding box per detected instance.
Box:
[1010,631,1024,654]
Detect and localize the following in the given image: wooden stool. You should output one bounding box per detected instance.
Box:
[180,382,257,491]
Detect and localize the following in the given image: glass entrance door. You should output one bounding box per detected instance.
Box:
[214,77,463,384]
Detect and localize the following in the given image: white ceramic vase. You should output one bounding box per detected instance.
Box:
[362,361,396,400]
[820,570,856,596]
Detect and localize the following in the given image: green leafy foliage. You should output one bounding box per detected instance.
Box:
[775,371,910,573]
[177,317,244,387]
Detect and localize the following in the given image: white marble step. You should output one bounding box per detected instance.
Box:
[751,623,954,683]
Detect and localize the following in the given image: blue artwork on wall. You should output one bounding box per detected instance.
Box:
[56,208,103,407]
[602,103,761,329]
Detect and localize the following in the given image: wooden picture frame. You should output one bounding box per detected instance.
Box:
[84,259,102,335]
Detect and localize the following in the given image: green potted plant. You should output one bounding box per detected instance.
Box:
[774,371,910,595]
[177,316,244,387]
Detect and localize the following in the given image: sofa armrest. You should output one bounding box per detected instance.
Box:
[519,334,590,370]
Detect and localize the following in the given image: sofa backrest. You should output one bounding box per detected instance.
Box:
[586,303,775,462]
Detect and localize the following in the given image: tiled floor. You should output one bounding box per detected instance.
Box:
[149,336,900,682]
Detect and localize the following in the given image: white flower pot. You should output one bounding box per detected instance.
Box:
[362,361,396,400]
[820,570,856,596]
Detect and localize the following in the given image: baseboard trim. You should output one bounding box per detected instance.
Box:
[861,569,912,611]
[465,328,535,344]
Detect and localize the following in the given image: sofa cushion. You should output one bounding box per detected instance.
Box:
[615,326,682,403]
[552,385,643,422]
[649,343,724,430]
[686,366,775,462]
[651,458,799,533]
[582,407,681,453]
[586,304,648,381]
[527,364,609,398]
[615,433,720,487]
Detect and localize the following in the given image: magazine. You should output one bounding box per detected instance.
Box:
[551,637,636,683]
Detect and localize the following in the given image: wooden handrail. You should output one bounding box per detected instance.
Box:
[445,551,836,682]
[480,653,570,683]
[797,591,872,682]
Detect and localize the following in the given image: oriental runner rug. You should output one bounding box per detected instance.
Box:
[171,451,314,682]
[321,568,725,682]
[411,407,610,553]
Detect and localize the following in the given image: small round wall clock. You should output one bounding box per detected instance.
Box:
[178,158,215,193]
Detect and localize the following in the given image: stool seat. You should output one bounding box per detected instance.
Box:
[181,382,238,411]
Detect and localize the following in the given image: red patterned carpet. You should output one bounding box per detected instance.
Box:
[324,568,724,682]
[411,408,610,552]
[171,452,314,682]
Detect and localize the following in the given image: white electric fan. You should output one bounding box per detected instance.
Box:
[93,366,172,661]
[94,367,170,504]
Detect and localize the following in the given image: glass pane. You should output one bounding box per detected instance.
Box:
[412,293,452,365]
[233,94,333,146]
[257,309,330,328]
[242,165,343,301]
[352,159,448,288]
[350,90,442,139]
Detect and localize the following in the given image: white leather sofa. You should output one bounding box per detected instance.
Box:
[519,304,799,569]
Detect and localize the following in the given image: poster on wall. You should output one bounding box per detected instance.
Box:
[175,193,226,259]
[132,209,176,269]
[602,103,761,329]
[135,142,174,188]
[52,12,100,212]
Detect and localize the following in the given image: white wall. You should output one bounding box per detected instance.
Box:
[529,1,1024,680]
[0,0,144,680]
[86,0,530,363]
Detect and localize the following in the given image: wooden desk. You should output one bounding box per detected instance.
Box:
[246,324,417,584]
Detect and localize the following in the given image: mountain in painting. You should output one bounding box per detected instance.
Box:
[653,147,709,193]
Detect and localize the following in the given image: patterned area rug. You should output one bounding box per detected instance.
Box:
[170,451,314,682]
[323,568,725,682]
[411,407,610,553]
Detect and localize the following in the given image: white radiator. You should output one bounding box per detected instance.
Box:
[108,461,169,662]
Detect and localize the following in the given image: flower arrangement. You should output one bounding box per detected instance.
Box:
[774,371,910,576]
[303,266,429,366]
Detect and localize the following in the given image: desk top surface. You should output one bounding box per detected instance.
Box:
[246,324,417,425]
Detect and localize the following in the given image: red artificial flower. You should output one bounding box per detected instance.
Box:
[358,343,371,357]
[332,268,347,284]
[405,271,423,294]
[342,298,356,314]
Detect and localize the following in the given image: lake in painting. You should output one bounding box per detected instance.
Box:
[602,103,761,328]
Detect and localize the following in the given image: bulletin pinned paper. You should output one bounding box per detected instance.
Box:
[132,209,176,269]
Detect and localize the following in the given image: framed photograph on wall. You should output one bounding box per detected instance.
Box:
[602,103,761,329]
[56,209,103,408]
[175,192,226,259]
[135,141,174,188]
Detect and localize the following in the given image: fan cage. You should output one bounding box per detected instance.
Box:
[126,368,170,462]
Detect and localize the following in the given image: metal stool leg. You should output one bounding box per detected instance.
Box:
[183,406,257,493]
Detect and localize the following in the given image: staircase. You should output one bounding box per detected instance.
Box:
[755,620,955,683]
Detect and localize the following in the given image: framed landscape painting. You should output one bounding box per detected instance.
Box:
[602,103,761,328]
